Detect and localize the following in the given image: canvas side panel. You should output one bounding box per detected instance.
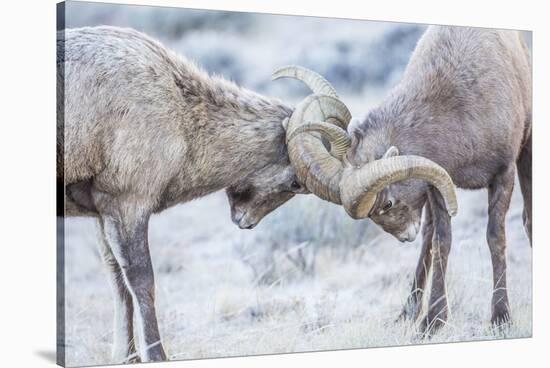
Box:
[56,2,66,367]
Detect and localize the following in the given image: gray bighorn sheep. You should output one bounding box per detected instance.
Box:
[275,26,531,333]
[58,26,308,362]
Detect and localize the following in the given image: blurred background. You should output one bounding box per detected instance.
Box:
[62,2,532,366]
[65,1,425,99]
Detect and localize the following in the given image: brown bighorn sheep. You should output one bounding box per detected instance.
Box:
[58,26,308,362]
[275,26,531,333]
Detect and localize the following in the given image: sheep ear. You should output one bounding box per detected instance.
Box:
[281,117,289,131]
[347,118,361,134]
[382,146,399,158]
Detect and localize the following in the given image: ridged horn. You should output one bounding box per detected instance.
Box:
[340,156,458,219]
[288,122,351,160]
[286,94,352,131]
[272,65,339,98]
[285,94,352,204]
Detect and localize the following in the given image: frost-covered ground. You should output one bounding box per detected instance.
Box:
[64,188,531,366]
[62,3,532,366]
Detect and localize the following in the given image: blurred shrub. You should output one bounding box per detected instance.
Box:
[260,196,371,247]
[66,3,254,39]
[234,196,376,285]
[65,2,425,96]
[174,32,250,84]
[293,24,425,94]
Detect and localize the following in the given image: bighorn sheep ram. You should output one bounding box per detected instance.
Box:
[58,26,309,362]
[275,26,531,333]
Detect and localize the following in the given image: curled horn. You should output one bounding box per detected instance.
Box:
[287,122,351,160]
[272,65,339,98]
[284,94,352,204]
[272,66,351,203]
[340,156,458,219]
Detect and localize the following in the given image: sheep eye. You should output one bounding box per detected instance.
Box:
[382,200,393,211]
[231,187,253,202]
[290,180,301,190]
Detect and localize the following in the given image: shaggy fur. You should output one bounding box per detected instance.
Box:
[347,26,531,333]
[57,26,305,362]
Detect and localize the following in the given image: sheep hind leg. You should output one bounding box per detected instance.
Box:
[93,189,167,362]
[97,221,140,364]
[487,166,515,326]
[398,200,433,322]
[517,133,532,246]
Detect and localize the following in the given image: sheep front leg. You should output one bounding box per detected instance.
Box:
[97,221,139,363]
[93,190,167,362]
[487,166,515,325]
[399,200,433,321]
[420,189,452,335]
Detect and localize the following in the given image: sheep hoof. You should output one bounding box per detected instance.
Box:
[418,314,447,338]
[491,306,512,328]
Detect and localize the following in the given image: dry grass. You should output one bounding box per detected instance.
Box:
[63,180,531,366]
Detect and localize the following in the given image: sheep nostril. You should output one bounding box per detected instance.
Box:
[232,211,245,224]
